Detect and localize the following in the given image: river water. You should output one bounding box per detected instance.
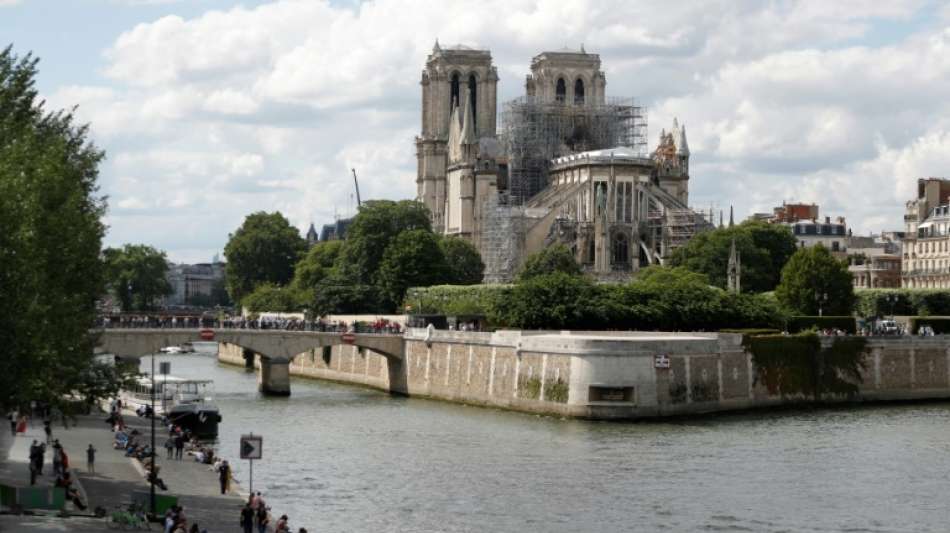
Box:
[142,348,950,532]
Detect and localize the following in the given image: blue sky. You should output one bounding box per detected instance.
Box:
[4,0,950,262]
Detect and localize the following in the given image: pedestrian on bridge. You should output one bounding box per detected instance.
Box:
[240,502,255,533]
[7,409,17,436]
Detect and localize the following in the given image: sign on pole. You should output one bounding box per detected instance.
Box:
[654,354,670,369]
[240,434,262,460]
[159,362,171,375]
[241,434,262,494]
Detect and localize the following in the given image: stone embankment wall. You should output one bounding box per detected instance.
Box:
[219,332,950,419]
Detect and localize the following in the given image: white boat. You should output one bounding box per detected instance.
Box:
[119,375,215,417]
[117,374,222,437]
[159,342,195,354]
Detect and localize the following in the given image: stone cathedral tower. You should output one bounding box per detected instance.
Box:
[416,41,499,233]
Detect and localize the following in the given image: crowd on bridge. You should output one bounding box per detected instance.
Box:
[98,314,403,334]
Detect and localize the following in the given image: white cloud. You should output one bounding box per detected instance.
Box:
[43,0,946,260]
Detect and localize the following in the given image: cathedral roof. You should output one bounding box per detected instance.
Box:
[552,146,651,167]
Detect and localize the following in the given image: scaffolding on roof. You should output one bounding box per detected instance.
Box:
[499,96,647,205]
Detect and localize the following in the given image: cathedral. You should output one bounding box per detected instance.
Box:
[415,42,708,282]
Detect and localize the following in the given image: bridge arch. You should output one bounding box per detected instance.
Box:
[95,329,405,396]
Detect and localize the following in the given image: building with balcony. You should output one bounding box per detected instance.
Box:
[902,178,950,288]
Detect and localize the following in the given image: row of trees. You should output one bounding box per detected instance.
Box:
[1,46,130,408]
[224,201,485,315]
[669,221,855,316]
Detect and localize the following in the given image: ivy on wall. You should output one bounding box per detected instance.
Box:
[744,333,867,400]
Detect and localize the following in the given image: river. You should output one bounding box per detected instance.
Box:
[141,347,950,532]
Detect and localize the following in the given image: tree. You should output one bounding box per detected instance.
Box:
[241,283,303,313]
[0,46,111,407]
[335,200,431,284]
[308,274,382,316]
[292,240,344,294]
[669,221,797,293]
[224,211,307,303]
[103,244,172,311]
[376,229,449,309]
[775,244,854,315]
[501,272,604,329]
[517,244,582,281]
[439,237,484,284]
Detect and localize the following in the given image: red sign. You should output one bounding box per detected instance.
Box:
[341,332,356,344]
[200,329,215,341]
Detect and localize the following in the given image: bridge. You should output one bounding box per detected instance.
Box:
[95,328,405,396]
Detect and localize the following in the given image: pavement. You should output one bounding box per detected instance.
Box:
[0,413,247,532]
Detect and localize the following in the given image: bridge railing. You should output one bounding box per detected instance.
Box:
[96,316,403,335]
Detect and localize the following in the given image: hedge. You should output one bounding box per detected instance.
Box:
[786,316,856,334]
[404,273,785,331]
[909,317,950,334]
[403,284,513,321]
[855,289,950,317]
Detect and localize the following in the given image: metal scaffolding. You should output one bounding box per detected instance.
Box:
[499,96,647,205]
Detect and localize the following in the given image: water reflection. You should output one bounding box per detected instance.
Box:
[142,348,950,532]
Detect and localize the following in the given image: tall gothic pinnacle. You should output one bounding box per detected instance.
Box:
[729,205,734,227]
[460,86,476,145]
[433,38,441,52]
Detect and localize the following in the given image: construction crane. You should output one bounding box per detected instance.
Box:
[351,168,362,207]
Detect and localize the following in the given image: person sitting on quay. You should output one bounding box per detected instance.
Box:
[55,470,87,511]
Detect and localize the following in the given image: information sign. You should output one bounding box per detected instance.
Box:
[240,434,263,460]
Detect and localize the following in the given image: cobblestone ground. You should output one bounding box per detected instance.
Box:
[0,413,247,532]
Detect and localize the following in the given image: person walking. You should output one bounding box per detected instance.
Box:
[275,514,290,532]
[52,441,63,477]
[43,418,52,444]
[165,436,174,459]
[7,409,17,436]
[255,502,269,533]
[86,444,96,473]
[28,440,40,485]
[174,434,184,460]
[240,502,255,533]
[218,460,230,495]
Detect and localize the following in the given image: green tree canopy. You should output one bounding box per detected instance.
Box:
[439,237,484,285]
[292,240,343,294]
[224,211,307,303]
[517,244,582,281]
[775,244,854,315]
[103,244,173,311]
[335,200,431,284]
[377,229,449,308]
[242,283,303,313]
[669,221,797,293]
[0,46,125,408]
[501,272,604,329]
[309,273,382,316]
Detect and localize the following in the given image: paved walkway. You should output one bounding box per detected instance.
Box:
[0,414,247,532]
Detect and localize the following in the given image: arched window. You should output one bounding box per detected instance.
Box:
[613,233,629,266]
[450,72,460,108]
[556,78,566,103]
[468,74,477,132]
[574,78,585,105]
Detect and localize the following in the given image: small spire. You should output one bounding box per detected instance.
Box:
[719,210,724,228]
[676,124,690,156]
[729,205,734,227]
[433,38,441,52]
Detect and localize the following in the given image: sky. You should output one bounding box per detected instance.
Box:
[4,0,950,263]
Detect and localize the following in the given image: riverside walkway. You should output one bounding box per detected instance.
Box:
[0,413,245,532]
